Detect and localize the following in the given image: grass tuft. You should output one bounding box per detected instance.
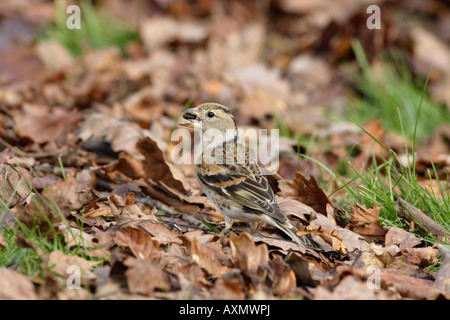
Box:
[40,0,139,57]
[0,157,106,285]
[307,67,450,245]
[345,40,450,141]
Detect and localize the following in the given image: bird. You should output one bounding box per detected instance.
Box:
[180,102,322,252]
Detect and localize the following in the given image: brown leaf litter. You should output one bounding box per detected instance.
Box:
[1,0,450,301]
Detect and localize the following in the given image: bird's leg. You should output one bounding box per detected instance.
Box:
[218,216,234,237]
[249,221,259,234]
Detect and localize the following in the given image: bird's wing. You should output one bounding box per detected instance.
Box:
[197,163,287,224]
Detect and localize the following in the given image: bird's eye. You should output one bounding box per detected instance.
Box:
[207,111,215,118]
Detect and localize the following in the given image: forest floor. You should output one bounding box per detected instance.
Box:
[0,0,449,300]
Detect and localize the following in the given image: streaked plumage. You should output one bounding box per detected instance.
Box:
[180,102,321,251]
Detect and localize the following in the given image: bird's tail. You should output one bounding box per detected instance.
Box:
[277,221,323,252]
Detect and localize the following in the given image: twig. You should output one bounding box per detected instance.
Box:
[134,194,207,229]
[134,195,181,216]
[0,136,65,159]
[396,198,448,240]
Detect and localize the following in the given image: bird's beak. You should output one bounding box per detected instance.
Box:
[180,107,201,128]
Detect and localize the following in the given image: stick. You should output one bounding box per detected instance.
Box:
[396,198,448,240]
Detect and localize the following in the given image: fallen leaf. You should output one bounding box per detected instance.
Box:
[401,247,439,266]
[208,23,265,71]
[349,204,387,241]
[377,271,446,300]
[0,45,44,83]
[35,39,73,70]
[310,213,368,253]
[0,268,37,300]
[276,196,317,223]
[324,265,448,300]
[124,257,171,295]
[314,274,395,300]
[353,243,412,271]
[411,26,450,75]
[136,137,190,193]
[78,113,147,161]
[278,171,333,216]
[0,162,32,208]
[140,17,208,50]
[285,251,319,287]
[301,224,347,255]
[180,233,230,278]
[269,256,297,296]
[16,175,83,233]
[277,0,366,27]
[212,271,247,300]
[385,226,423,249]
[14,109,82,144]
[179,229,218,245]
[48,250,100,280]
[229,232,269,276]
[122,87,165,124]
[108,193,153,225]
[251,233,308,255]
[288,53,332,91]
[173,260,210,293]
[105,137,190,194]
[108,193,182,245]
[58,225,97,249]
[114,226,161,260]
[84,201,112,219]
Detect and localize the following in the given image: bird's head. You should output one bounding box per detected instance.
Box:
[180,102,237,135]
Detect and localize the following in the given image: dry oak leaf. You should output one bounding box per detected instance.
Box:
[314,274,396,300]
[349,204,387,241]
[353,243,411,271]
[379,274,447,300]
[269,256,297,296]
[84,201,112,219]
[14,109,82,144]
[58,224,97,249]
[0,162,32,208]
[211,273,247,300]
[114,226,161,260]
[250,233,308,256]
[301,224,347,255]
[276,196,317,223]
[277,171,333,217]
[105,137,190,194]
[136,137,191,193]
[177,261,211,290]
[124,257,171,296]
[285,251,319,287]
[16,175,83,231]
[351,264,447,300]
[48,250,100,280]
[0,268,37,300]
[77,113,145,160]
[108,193,182,245]
[385,226,423,249]
[309,213,368,252]
[229,232,269,276]
[179,233,230,278]
[401,247,439,266]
